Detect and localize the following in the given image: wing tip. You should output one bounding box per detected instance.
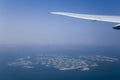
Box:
[50,12,61,14]
[49,12,69,15]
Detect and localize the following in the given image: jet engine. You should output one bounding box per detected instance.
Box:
[113,24,120,30]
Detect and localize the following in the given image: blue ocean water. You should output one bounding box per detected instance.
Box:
[0,46,120,80]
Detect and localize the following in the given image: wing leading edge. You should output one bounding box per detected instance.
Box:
[50,12,120,23]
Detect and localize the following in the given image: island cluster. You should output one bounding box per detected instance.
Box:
[8,55,119,71]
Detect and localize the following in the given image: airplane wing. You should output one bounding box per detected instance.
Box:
[50,12,120,23]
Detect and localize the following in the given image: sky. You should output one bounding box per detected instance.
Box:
[0,0,120,46]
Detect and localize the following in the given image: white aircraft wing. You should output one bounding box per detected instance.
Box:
[50,12,120,23]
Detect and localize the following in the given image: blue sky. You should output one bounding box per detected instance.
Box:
[0,0,120,46]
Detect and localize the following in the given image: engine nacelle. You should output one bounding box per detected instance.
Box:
[113,24,120,30]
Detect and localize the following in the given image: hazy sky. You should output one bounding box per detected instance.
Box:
[0,0,120,46]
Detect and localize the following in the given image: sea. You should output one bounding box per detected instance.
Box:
[0,45,120,80]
